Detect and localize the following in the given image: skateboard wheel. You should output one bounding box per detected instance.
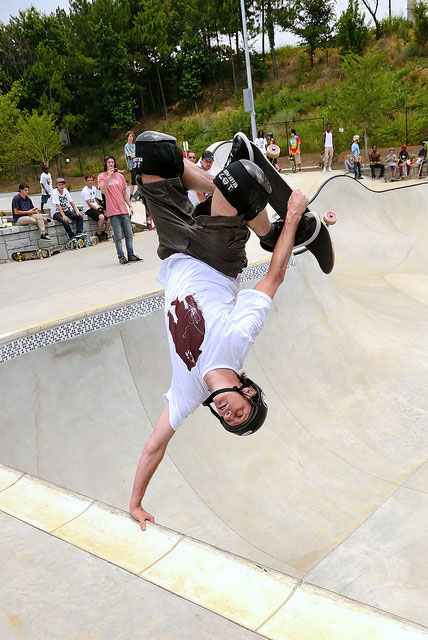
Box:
[323,211,337,225]
[267,144,280,159]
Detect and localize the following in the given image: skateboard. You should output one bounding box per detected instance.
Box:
[12,249,51,261]
[220,135,335,274]
[65,234,98,250]
[417,158,426,178]
[289,154,297,173]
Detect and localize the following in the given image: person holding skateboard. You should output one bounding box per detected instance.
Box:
[288,129,302,172]
[129,130,309,530]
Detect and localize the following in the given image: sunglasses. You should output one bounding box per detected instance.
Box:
[188,155,196,160]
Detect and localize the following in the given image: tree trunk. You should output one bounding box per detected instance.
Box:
[267,0,278,79]
[156,62,167,119]
[229,33,237,94]
[262,1,265,64]
[148,78,155,112]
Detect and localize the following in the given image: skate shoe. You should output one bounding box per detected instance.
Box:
[260,211,321,252]
[225,132,254,167]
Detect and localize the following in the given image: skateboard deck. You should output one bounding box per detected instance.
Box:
[12,249,51,261]
[218,137,335,274]
[65,234,90,250]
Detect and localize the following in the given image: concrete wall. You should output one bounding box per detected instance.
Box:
[0,215,98,262]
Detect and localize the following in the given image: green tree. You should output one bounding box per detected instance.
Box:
[330,48,408,139]
[91,19,136,129]
[290,0,335,67]
[412,0,428,45]
[0,86,24,176]
[20,112,63,165]
[336,0,369,56]
[133,0,180,119]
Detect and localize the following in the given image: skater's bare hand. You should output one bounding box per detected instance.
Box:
[285,189,308,229]
[130,505,154,531]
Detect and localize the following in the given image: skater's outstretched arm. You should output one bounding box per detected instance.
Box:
[255,189,308,300]
[130,405,175,530]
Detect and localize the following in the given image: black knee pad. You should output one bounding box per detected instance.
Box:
[134,131,184,179]
[213,160,271,221]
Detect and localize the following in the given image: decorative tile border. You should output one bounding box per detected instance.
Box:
[0,260,295,364]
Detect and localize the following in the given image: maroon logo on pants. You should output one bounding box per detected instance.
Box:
[168,295,205,371]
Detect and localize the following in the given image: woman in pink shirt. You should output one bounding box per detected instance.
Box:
[98,155,142,264]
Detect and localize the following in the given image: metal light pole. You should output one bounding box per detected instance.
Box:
[240,0,257,141]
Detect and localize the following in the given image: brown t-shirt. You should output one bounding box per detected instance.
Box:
[369,151,381,163]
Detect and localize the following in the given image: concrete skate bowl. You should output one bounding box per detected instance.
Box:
[1,176,428,627]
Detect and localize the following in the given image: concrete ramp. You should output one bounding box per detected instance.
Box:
[1,177,428,627]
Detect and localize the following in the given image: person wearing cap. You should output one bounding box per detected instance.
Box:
[51,178,85,239]
[128,130,309,530]
[398,144,411,179]
[12,183,52,241]
[187,149,215,207]
[386,148,398,181]
[351,135,362,180]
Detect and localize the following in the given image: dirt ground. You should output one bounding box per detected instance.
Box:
[1,145,422,195]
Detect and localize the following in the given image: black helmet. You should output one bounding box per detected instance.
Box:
[202,378,268,436]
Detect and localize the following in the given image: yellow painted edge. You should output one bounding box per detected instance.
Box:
[1,462,425,639]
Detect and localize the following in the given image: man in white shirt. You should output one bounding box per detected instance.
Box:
[40,164,53,213]
[81,174,110,241]
[51,178,84,239]
[187,149,215,207]
[322,123,335,172]
[129,131,308,530]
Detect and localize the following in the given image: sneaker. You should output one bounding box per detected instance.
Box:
[119,256,128,264]
[372,177,375,181]
[260,212,319,252]
[75,233,85,238]
[322,167,326,173]
[328,167,332,172]
[128,254,143,262]
[225,132,253,167]
[40,233,52,241]
[101,231,109,241]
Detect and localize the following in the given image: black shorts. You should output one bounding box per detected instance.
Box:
[141,178,250,278]
[130,167,137,186]
[85,207,105,222]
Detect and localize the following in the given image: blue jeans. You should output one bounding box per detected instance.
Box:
[353,161,361,178]
[53,209,83,238]
[109,214,134,258]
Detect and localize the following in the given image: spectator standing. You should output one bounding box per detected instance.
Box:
[288,129,302,172]
[344,152,354,173]
[369,145,385,180]
[254,129,268,156]
[187,149,215,207]
[81,174,110,241]
[51,178,84,239]
[267,132,280,171]
[351,135,362,180]
[186,150,196,162]
[40,164,53,213]
[12,183,51,241]
[98,155,142,265]
[386,148,398,181]
[124,131,137,201]
[398,144,411,178]
[322,123,334,172]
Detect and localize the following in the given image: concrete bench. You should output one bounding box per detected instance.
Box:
[0,214,99,263]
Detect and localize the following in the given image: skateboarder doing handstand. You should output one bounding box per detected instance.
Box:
[129,131,308,530]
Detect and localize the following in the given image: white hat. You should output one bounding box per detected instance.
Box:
[353,135,360,141]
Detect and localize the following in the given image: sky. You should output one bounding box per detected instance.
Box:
[0,0,411,48]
